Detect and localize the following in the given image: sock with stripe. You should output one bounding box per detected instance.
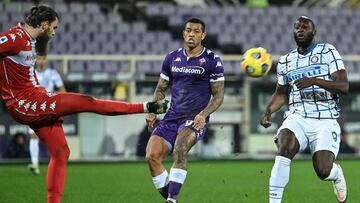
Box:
[152,170,169,199]
[167,168,187,203]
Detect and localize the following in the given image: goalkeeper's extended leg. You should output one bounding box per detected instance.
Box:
[55,93,168,116]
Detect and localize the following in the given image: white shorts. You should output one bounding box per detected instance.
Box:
[276,113,341,157]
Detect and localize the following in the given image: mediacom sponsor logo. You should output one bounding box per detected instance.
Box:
[171,66,205,74]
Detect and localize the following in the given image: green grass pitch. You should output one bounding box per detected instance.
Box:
[0,160,358,202]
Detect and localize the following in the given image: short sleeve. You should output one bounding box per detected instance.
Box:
[209,55,225,82]
[325,44,345,75]
[276,56,288,85]
[160,53,173,81]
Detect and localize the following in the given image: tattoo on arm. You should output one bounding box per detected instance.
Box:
[201,81,225,117]
[153,78,170,101]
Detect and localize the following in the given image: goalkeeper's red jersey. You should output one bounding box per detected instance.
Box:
[0,22,42,107]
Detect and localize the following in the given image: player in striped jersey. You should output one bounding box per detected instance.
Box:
[261,16,348,203]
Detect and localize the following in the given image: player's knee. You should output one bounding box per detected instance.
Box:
[64,145,70,160]
[53,144,70,164]
[315,166,332,180]
[60,145,70,162]
[146,151,162,164]
[277,145,296,159]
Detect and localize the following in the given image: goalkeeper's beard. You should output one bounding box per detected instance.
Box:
[36,35,50,56]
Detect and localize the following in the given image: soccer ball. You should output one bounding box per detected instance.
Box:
[241,47,272,78]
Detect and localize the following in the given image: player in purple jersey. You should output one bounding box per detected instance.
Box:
[145,18,225,203]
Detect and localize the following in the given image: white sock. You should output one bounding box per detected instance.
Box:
[167,197,177,203]
[167,168,187,202]
[143,102,148,113]
[169,168,187,184]
[152,170,169,189]
[29,139,39,166]
[269,156,291,203]
[325,163,340,181]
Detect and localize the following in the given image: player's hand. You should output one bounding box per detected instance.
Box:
[146,99,169,114]
[193,112,206,130]
[260,112,272,128]
[294,77,316,89]
[146,113,157,130]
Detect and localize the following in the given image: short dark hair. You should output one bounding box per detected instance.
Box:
[184,17,206,32]
[25,5,59,28]
[297,16,316,30]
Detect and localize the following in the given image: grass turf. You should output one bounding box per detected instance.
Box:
[0,160,359,203]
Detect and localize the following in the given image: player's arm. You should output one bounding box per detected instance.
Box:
[146,54,172,128]
[193,56,225,130]
[0,34,12,55]
[295,44,349,94]
[152,78,170,101]
[153,52,172,101]
[261,84,289,128]
[294,70,348,94]
[200,81,224,118]
[0,33,24,56]
[193,81,224,130]
[146,78,170,129]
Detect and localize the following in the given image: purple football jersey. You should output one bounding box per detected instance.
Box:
[160,47,225,122]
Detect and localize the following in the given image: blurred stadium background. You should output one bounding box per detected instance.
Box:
[1,0,360,202]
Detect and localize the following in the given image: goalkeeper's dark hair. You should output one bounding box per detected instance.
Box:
[25,5,59,28]
[184,17,206,33]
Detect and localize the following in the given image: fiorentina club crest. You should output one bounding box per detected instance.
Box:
[199,58,206,65]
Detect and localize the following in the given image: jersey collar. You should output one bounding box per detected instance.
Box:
[17,22,36,42]
[298,42,317,56]
[182,46,206,59]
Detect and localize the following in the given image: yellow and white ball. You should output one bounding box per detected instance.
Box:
[241,47,272,78]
